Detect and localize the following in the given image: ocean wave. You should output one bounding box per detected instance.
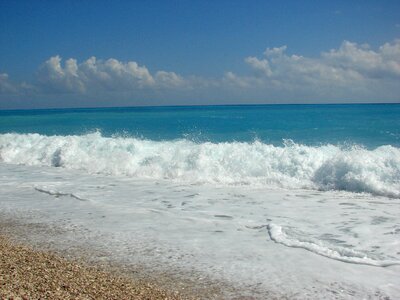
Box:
[0,132,399,198]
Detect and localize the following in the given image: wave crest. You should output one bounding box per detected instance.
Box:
[1,132,399,197]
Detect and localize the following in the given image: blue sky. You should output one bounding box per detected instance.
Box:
[0,0,399,108]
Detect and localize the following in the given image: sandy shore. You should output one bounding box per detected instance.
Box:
[0,234,192,300]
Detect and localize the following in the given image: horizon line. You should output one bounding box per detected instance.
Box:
[1,101,399,112]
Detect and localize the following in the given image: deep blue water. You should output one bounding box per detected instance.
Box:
[1,104,399,148]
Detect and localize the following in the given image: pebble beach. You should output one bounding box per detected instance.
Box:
[0,234,189,300]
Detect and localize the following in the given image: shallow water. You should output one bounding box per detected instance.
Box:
[1,163,399,298]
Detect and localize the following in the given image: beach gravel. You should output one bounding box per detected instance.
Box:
[0,235,188,300]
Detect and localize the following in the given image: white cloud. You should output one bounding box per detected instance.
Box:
[244,57,272,77]
[155,71,185,87]
[264,45,287,57]
[0,73,17,94]
[37,56,187,94]
[322,40,400,78]
[1,39,400,106]
[38,56,85,93]
[223,71,264,88]
[225,39,400,100]
[0,73,35,95]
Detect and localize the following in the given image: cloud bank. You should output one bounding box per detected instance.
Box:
[224,39,400,100]
[0,73,34,95]
[37,56,186,94]
[1,39,399,108]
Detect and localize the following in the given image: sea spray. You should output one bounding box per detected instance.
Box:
[1,132,399,197]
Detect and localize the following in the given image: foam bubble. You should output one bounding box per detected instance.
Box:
[0,132,399,197]
[267,223,400,267]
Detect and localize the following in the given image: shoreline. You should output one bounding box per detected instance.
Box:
[2,162,398,299]
[0,214,262,300]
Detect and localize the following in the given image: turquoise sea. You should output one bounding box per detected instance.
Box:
[1,103,400,298]
[1,104,399,148]
[1,103,399,198]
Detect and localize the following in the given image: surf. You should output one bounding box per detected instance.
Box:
[0,132,399,198]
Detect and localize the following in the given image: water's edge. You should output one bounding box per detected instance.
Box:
[0,212,269,300]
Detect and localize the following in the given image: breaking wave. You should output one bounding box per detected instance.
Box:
[0,132,399,198]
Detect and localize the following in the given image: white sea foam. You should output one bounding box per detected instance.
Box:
[267,223,400,267]
[0,132,399,197]
[1,162,400,298]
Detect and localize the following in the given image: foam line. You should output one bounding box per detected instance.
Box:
[34,187,87,201]
[267,223,400,267]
